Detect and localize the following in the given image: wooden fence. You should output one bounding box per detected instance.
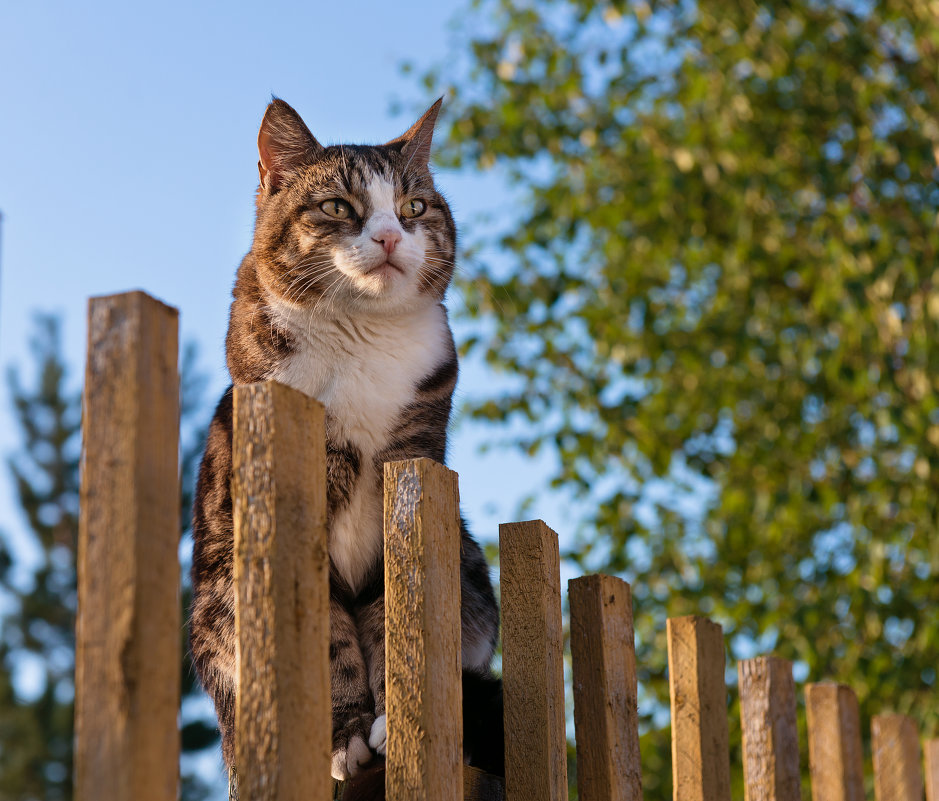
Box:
[74,291,939,801]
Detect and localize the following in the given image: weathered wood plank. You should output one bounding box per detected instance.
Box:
[569,573,642,801]
[233,381,330,801]
[925,739,939,801]
[384,458,463,801]
[500,520,567,801]
[738,656,801,801]
[805,683,864,801]
[75,291,180,801]
[667,615,732,801]
[872,714,924,801]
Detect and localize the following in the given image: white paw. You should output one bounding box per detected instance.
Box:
[330,748,348,781]
[368,714,387,755]
[330,734,372,780]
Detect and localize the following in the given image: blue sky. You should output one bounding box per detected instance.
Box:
[0,0,574,578]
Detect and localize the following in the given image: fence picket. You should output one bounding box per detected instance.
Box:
[232,381,330,801]
[500,520,568,801]
[738,656,801,801]
[75,292,180,801]
[872,714,924,801]
[384,458,463,801]
[805,683,864,801]
[925,739,939,801]
[667,615,732,801]
[569,574,642,801]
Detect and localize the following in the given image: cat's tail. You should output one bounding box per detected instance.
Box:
[339,765,384,801]
[340,669,504,801]
[460,668,504,777]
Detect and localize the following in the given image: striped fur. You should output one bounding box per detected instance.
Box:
[190,98,499,779]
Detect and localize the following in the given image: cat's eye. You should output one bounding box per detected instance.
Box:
[320,199,354,220]
[400,199,427,219]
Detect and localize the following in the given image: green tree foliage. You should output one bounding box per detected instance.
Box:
[0,315,218,800]
[421,1,939,795]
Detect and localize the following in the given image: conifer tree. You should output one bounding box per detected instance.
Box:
[0,315,79,800]
[0,315,220,799]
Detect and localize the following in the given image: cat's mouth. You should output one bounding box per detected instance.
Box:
[365,261,404,278]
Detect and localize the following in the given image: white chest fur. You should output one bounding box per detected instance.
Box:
[268,298,450,590]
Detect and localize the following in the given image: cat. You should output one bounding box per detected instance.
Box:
[189,97,501,781]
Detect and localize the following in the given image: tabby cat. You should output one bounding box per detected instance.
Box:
[189,97,500,780]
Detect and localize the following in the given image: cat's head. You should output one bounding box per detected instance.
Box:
[250,97,456,317]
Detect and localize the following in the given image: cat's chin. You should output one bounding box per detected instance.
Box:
[339,266,429,313]
[354,256,409,284]
[347,289,431,318]
[355,264,405,295]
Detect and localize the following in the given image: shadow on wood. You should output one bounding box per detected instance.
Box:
[332,765,505,801]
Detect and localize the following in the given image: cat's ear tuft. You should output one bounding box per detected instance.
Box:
[385,97,443,168]
[257,98,323,191]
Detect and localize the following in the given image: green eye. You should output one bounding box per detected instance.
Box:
[320,199,353,219]
[400,199,427,219]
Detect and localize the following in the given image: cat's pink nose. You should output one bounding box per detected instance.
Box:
[372,228,401,255]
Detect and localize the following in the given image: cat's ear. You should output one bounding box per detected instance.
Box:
[257,98,323,191]
[384,98,443,167]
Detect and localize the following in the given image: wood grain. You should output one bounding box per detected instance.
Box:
[805,683,864,801]
[569,573,642,801]
[872,714,924,801]
[75,291,180,801]
[925,739,939,801]
[499,520,568,801]
[384,458,462,801]
[667,615,732,801]
[738,656,801,801]
[233,381,330,801]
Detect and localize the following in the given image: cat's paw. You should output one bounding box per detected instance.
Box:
[331,713,375,780]
[368,714,387,755]
[331,734,372,781]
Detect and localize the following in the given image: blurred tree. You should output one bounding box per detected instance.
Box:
[418,1,939,796]
[0,315,219,800]
[178,340,221,801]
[0,316,81,801]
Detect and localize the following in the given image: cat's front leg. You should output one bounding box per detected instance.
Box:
[354,593,387,756]
[329,596,375,780]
